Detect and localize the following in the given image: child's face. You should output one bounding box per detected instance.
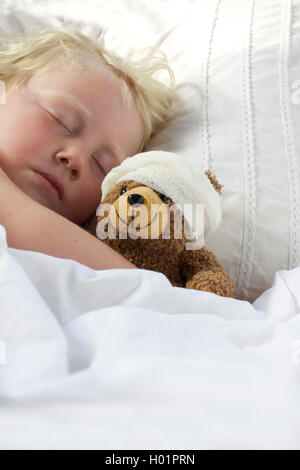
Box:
[0,62,144,224]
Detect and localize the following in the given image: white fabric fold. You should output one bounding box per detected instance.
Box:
[0,224,300,449]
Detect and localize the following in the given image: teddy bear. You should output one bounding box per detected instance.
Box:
[95,151,236,298]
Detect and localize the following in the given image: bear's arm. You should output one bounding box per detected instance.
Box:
[180,247,236,298]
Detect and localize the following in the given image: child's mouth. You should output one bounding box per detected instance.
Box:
[34,171,61,200]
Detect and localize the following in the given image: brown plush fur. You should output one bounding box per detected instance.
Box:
[97,172,236,298]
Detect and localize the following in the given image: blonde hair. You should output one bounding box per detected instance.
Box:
[0,26,176,151]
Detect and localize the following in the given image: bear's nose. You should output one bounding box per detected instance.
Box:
[128,193,145,206]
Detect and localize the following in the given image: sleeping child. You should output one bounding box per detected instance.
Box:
[0,26,175,270]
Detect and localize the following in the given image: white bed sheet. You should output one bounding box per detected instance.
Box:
[0,224,299,450]
[1,0,300,450]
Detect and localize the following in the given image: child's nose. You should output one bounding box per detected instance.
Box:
[55,150,88,178]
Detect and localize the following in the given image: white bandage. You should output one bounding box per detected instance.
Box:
[101,151,222,243]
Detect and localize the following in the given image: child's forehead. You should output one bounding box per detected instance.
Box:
[28,58,123,104]
[37,54,114,82]
[26,59,133,115]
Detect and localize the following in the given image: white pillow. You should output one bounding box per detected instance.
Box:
[147,0,300,302]
[1,1,299,302]
[0,10,103,40]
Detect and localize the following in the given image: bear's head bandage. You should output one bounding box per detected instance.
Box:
[101,151,222,246]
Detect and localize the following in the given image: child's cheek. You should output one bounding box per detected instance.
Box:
[22,113,55,153]
[15,113,58,165]
[0,105,53,167]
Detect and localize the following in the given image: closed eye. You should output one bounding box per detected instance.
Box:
[48,111,73,135]
[47,109,106,175]
[92,156,106,174]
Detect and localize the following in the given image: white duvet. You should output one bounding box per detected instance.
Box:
[0,223,299,450]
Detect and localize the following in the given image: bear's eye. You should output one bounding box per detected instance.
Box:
[159,193,169,202]
[120,187,127,195]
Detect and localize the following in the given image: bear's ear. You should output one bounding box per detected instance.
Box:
[205,170,223,195]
